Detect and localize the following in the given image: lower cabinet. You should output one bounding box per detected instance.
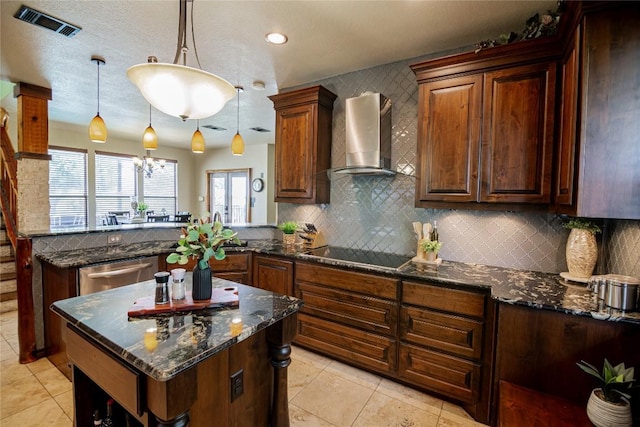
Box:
[294,262,399,375]
[252,254,294,296]
[166,252,252,285]
[399,281,495,424]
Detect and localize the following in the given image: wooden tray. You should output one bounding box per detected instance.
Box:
[128,286,239,318]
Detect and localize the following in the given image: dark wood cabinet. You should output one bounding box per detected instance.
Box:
[251,254,293,296]
[555,3,640,219]
[412,40,558,210]
[294,262,399,375]
[269,85,337,204]
[399,281,495,424]
[166,252,252,285]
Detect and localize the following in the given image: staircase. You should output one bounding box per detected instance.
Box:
[0,211,17,313]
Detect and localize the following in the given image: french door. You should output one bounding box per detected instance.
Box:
[207,169,250,224]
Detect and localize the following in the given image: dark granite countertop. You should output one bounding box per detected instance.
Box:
[51,277,303,381]
[39,240,640,326]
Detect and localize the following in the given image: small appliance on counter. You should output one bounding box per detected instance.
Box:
[588,274,640,311]
[298,223,327,249]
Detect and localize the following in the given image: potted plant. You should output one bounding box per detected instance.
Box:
[577,358,635,427]
[420,240,442,262]
[166,214,239,300]
[278,221,299,246]
[563,218,601,278]
[136,201,149,218]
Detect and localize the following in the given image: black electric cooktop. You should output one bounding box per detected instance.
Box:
[306,246,412,270]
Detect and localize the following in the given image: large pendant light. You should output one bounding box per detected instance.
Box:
[142,104,158,150]
[191,120,205,153]
[231,85,245,156]
[89,56,107,143]
[126,0,236,121]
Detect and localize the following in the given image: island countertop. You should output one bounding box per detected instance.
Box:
[51,276,303,381]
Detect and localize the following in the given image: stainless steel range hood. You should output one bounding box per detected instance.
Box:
[334,92,395,176]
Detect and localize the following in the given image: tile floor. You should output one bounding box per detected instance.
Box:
[1,310,487,426]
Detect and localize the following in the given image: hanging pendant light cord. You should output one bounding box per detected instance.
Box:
[149,104,152,126]
[236,89,240,133]
[96,61,100,115]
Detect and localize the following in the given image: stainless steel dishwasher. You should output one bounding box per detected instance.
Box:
[78,256,158,295]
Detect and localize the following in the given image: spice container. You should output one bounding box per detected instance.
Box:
[604,275,639,311]
[171,268,186,301]
[154,271,170,304]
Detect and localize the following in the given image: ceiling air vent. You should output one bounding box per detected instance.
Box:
[14,5,82,37]
[202,125,226,131]
[250,127,271,133]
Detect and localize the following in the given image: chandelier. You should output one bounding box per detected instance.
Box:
[126,0,236,121]
[133,151,165,178]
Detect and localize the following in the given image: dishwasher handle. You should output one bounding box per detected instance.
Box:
[86,263,155,279]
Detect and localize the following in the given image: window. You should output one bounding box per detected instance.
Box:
[207,169,250,224]
[49,147,87,227]
[95,151,137,225]
[143,160,177,216]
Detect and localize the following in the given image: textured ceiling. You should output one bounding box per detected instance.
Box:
[0,0,556,149]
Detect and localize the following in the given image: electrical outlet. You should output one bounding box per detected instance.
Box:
[107,234,122,244]
[230,369,243,402]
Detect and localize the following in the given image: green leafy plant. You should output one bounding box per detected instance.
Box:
[421,240,442,253]
[136,202,149,212]
[577,359,636,403]
[563,218,601,234]
[166,214,240,270]
[277,221,299,235]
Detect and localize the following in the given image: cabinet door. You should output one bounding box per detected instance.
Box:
[481,62,556,204]
[274,104,316,201]
[416,75,482,205]
[252,255,294,296]
[555,25,581,212]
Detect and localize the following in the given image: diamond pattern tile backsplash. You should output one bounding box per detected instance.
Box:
[278,55,640,277]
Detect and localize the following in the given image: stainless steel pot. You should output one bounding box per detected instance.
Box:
[604,275,639,311]
[587,275,609,300]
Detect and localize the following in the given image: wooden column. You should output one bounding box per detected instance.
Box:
[266,313,298,427]
[14,82,51,155]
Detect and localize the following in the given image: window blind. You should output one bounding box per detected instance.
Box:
[48,147,87,227]
[95,152,137,225]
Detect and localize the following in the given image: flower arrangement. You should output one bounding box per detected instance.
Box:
[166,214,239,270]
[474,5,563,53]
[563,218,601,234]
[277,221,299,235]
[577,359,636,403]
[421,240,442,253]
[136,202,149,212]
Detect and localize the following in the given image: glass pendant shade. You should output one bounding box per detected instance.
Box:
[89,114,107,143]
[127,63,236,120]
[142,125,158,150]
[191,128,205,153]
[231,132,244,156]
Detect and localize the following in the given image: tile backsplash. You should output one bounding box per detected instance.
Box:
[278,54,640,277]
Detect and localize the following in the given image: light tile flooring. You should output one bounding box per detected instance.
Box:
[1,310,487,426]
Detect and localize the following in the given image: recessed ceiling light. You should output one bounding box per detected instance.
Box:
[265,32,288,45]
[252,80,266,91]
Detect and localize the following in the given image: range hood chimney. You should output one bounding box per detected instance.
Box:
[335,92,394,176]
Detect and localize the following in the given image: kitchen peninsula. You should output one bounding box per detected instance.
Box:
[51,277,302,427]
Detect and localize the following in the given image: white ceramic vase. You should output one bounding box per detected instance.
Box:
[565,228,598,278]
[586,389,632,427]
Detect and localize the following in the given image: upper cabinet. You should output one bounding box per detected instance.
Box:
[411,40,558,210]
[269,85,337,204]
[556,2,640,219]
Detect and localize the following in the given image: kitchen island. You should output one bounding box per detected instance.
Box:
[51,276,302,427]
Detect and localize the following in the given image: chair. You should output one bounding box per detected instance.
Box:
[106,215,118,225]
[174,213,192,223]
[148,215,170,222]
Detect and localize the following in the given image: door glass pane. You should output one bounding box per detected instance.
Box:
[230,175,247,223]
[208,170,249,224]
[210,174,226,220]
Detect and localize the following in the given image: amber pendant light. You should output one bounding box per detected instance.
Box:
[142,104,158,150]
[89,55,107,143]
[231,85,245,156]
[191,120,205,153]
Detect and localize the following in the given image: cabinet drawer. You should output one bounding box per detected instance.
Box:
[214,271,250,285]
[402,281,486,318]
[296,313,397,375]
[296,262,398,299]
[298,282,398,336]
[66,325,142,417]
[209,253,250,272]
[400,306,484,360]
[399,343,481,404]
